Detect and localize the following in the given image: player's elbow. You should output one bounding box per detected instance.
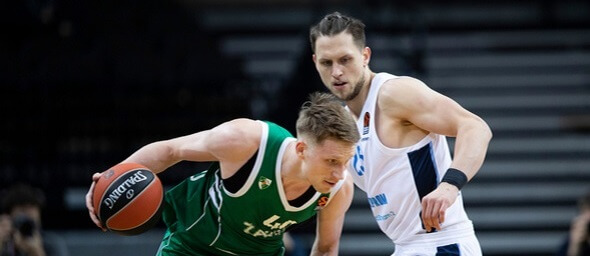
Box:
[311,240,340,256]
[479,118,493,142]
[468,115,492,143]
[312,245,339,256]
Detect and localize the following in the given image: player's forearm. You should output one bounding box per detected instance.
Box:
[123,141,180,174]
[450,119,492,180]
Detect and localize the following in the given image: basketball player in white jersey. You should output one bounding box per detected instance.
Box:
[309,12,492,255]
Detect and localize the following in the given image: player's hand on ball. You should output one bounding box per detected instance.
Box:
[86,172,106,231]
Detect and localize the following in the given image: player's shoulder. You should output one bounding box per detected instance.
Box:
[380,76,431,101]
[216,118,263,142]
[377,76,433,114]
[381,75,427,93]
[209,119,262,161]
[226,118,259,127]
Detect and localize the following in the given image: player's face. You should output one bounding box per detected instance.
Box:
[313,32,370,102]
[301,138,355,193]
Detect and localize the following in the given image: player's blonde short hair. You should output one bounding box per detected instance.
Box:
[296,92,359,146]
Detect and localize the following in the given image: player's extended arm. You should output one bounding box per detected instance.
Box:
[380,77,492,231]
[310,174,354,256]
[123,118,260,175]
[85,118,261,229]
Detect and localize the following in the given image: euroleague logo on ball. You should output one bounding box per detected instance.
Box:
[125,189,134,199]
[104,169,115,179]
[102,170,148,210]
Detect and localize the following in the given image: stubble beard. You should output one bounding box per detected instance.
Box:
[342,72,365,102]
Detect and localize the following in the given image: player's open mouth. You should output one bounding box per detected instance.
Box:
[333,82,347,87]
[324,180,336,186]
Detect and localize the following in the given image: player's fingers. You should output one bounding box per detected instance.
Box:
[92,172,102,181]
[420,201,428,231]
[89,212,106,231]
[85,185,94,210]
[86,190,101,228]
[427,199,441,231]
[85,172,102,212]
[433,201,444,231]
[86,174,106,231]
[89,206,106,231]
[89,210,105,231]
[421,199,434,232]
[438,202,447,225]
[85,178,96,211]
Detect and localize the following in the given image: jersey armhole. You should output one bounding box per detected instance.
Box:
[223,150,258,193]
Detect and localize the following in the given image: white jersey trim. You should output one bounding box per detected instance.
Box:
[275,138,323,212]
[223,120,268,197]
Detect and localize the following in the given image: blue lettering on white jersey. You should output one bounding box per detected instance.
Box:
[352,145,365,176]
[368,193,388,207]
[375,211,396,221]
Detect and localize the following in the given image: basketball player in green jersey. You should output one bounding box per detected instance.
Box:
[85,92,360,256]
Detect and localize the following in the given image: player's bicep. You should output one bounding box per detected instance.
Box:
[171,118,260,163]
[382,77,469,137]
[166,130,218,162]
[411,93,471,137]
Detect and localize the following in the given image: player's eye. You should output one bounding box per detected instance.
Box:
[327,159,339,165]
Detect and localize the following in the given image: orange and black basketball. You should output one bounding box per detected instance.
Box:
[92,162,163,236]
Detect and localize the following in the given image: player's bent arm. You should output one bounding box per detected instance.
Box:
[381,77,491,231]
[85,119,261,229]
[311,174,354,256]
[379,77,492,180]
[123,118,261,177]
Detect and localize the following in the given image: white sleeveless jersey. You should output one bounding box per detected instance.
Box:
[349,72,476,246]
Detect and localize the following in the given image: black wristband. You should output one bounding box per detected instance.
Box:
[441,168,468,190]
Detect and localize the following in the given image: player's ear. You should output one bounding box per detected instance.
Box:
[295,141,306,159]
[312,54,317,64]
[363,47,371,66]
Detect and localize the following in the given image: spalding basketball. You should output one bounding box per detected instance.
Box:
[92,162,163,236]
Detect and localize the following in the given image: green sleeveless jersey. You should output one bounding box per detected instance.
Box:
[157,121,334,256]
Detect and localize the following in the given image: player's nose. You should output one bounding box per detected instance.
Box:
[331,165,346,180]
[331,65,343,78]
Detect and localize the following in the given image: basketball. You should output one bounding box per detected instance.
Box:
[92,162,164,236]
